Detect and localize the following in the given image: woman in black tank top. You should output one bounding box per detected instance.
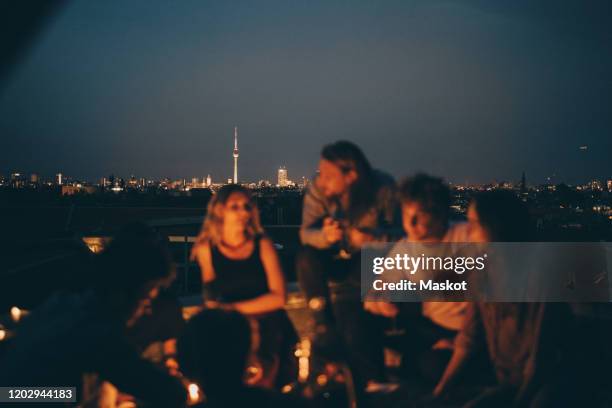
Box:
[191,185,297,389]
[209,235,269,303]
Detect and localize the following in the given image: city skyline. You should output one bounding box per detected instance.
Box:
[1,1,611,184]
[3,167,610,190]
[0,126,606,187]
[0,123,606,188]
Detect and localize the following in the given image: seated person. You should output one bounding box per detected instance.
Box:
[433,191,577,407]
[297,140,402,387]
[364,173,469,384]
[176,308,308,408]
[0,223,187,407]
[191,184,297,389]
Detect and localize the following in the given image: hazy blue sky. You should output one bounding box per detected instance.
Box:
[1,0,610,184]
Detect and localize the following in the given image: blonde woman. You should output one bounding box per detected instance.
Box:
[191,184,297,388]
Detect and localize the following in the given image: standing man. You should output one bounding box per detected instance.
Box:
[297,140,402,388]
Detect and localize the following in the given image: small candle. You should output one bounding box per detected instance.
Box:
[188,383,201,404]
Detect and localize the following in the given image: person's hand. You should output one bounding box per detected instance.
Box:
[348,227,374,248]
[364,300,398,318]
[204,300,234,311]
[432,338,454,350]
[378,302,399,318]
[377,301,399,317]
[204,300,221,309]
[432,381,446,398]
[363,300,377,314]
[322,217,343,244]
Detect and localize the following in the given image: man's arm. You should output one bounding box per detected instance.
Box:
[434,303,483,396]
[299,183,333,249]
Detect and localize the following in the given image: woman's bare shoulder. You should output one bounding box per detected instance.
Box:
[258,236,277,252]
[193,239,213,259]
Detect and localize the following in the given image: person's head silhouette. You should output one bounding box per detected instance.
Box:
[177,309,252,393]
[95,222,175,327]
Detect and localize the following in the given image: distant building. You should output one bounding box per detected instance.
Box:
[278,167,288,187]
[589,179,603,191]
[607,179,612,193]
[62,186,77,195]
[10,172,25,188]
[227,178,233,184]
[56,173,63,185]
[101,177,113,189]
[128,175,138,188]
[30,173,39,184]
[232,126,239,184]
[62,185,97,195]
[520,171,527,195]
[206,174,212,187]
[299,176,310,189]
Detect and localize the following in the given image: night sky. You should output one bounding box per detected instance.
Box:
[1,0,610,184]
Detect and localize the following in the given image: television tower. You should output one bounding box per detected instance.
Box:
[233,126,239,184]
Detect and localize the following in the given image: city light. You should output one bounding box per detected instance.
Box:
[10,306,23,322]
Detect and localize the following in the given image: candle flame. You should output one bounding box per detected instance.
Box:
[188,383,201,404]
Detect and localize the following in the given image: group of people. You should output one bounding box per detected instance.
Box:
[0,140,602,407]
[294,141,590,407]
[0,198,302,407]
